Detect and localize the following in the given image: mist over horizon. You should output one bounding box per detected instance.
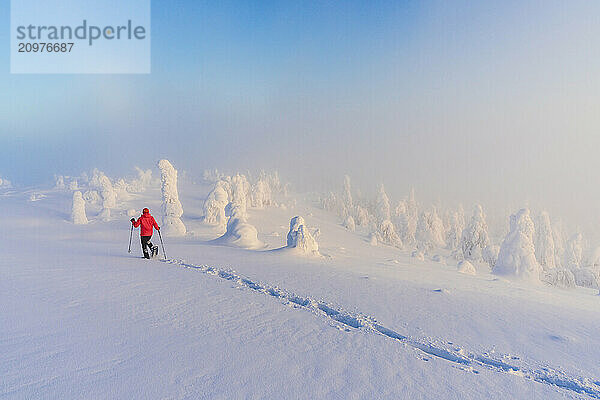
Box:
[2,0,600,242]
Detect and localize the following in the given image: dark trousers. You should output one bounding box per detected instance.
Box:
[141,235,154,259]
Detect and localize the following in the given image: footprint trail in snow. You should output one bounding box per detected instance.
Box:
[163,258,600,399]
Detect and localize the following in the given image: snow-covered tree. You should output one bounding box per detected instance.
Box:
[460,204,490,261]
[97,174,116,220]
[482,245,500,269]
[552,221,566,268]
[446,210,465,251]
[542,268,576,288]
[157,159,186,236]
[204,180,229,228]
[404,188,419,245]
[69,179,78,191]
[251,177,272,208]
[564,233,584,270]
[202,169,224,183]
[128,167,153,193]
[287,216,319,255]
[342,175,353,211]
[415,208,445,254]
[572,268,599,289]
[534,211,556,270]
[71,191,88,225]
[231,174,251,215]
[379,220,403,248]
[114,178,132,202]
[54,175,66,189]
[355,205,370,226]
[493,208,541,283]
[375,184,391,223]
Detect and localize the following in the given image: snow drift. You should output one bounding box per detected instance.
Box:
[213,206,263,249]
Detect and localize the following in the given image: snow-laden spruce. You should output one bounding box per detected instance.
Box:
[482,245,500,269]
[535,211,556,270]
[114,179,132,202]
[213,206,263,249]
[231,174,251,214]
[251,176,272,208]
[404,189,419,245]
[564,233,583,270]
[342,175,353,211]
[128,167,153,193]
[55,175,66,190]
[415,207,445,254]
[460,205,490,262]
[157,159,186,236]
[93,173,116,221]
[493,208,541,283]
[355,205,370,226]
[552,222,566,267]
[375,184,391,223]
[71,191,88,225]
[542,268,576,288]
[286,216,319,255]
[379,220,403,248]
[446,208,465,251]
[204,180,229,228]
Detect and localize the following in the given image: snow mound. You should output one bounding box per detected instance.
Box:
[71,191,88,225]
[493,209,541,284]
[213,207,263,250]
[457,260,476,275]
[286,216,319,255]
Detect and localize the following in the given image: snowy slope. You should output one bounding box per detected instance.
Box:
[2,181,600,399]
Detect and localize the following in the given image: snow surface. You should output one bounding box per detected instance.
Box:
[2,178,600,399]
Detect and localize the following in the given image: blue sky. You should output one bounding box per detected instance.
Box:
[2,0,600,232]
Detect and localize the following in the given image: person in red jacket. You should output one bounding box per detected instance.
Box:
[131,208,160,259]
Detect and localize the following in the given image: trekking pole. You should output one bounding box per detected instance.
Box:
[128,224,134,253]
[158,229,167,260]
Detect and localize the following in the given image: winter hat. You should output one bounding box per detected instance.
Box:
[143,208,149,214]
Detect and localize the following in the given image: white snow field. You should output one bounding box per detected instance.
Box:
[2,176,600,400]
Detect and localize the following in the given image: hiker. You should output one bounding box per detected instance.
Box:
[131,208,160,259]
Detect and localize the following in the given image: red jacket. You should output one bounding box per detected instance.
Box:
[133,213,160,236]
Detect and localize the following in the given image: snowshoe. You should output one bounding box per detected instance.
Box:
[152,245,159,258]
